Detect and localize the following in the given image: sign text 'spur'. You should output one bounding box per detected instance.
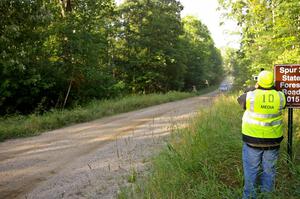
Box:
[274,64,300,108]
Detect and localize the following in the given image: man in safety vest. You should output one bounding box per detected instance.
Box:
[237,70,286,199]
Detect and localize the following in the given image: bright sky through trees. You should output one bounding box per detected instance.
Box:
[180,0,241,49]
[116,0,241,49]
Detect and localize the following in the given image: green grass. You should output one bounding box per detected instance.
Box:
[119,94,300,199]
[0,91,195,142]
[195,85,219,95]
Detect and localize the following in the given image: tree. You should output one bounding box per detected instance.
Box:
[0,0,224,115]
[182,16,223,90]
[218,0,300,88]
[0,0,117,114]
[0,0,52,114]
[114,0,185,93]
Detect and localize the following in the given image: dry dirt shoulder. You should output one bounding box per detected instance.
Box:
[0,91,218,199]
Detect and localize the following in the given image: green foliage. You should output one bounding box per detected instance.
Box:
[0,0,223,115]
[182,16,224,90]
[114,0,185,93]
[114,1,223,93]
[0,91,194,141]
[222,48,252,89]
[0,0,51,114]
[119,94,300,199]
[219,0,300,89]
[0,0,117,114]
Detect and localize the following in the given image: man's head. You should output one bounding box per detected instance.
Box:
[257,70,274,88]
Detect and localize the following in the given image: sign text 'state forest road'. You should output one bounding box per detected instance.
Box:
[275,64,300,108]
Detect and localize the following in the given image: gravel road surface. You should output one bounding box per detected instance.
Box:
[0,91,218,199]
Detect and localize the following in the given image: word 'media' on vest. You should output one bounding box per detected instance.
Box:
[261,105,274,109]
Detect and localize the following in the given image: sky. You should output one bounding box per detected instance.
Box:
[180,0,241,49]
[115,0,241,49]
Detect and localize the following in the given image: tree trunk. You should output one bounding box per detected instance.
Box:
[62,79,73,109]
[60,0,73,109]
[59,0,66,17]
[66,0,72,12]
[59,0,72,17]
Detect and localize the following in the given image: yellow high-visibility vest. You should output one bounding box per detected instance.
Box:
[242,89,286,143]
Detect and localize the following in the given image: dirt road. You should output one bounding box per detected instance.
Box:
[0,92,218,199]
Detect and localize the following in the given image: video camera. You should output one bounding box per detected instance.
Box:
[253,68,265,81]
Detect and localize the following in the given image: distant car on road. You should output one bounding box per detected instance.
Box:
[219,84,229,92]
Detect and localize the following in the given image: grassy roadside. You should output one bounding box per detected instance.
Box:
[119,94,300,199]
[0,91,196,142]
[196,85,219,95]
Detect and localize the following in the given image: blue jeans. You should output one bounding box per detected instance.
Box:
[242,143,279,199]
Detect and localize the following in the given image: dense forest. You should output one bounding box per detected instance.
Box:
[219,0,300,88]
[0,0,223,115]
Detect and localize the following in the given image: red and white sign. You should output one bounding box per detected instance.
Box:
[274,64,300,108]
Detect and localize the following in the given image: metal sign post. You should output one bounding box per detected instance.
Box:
[274,64,300,162]
[287,108,293,161]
